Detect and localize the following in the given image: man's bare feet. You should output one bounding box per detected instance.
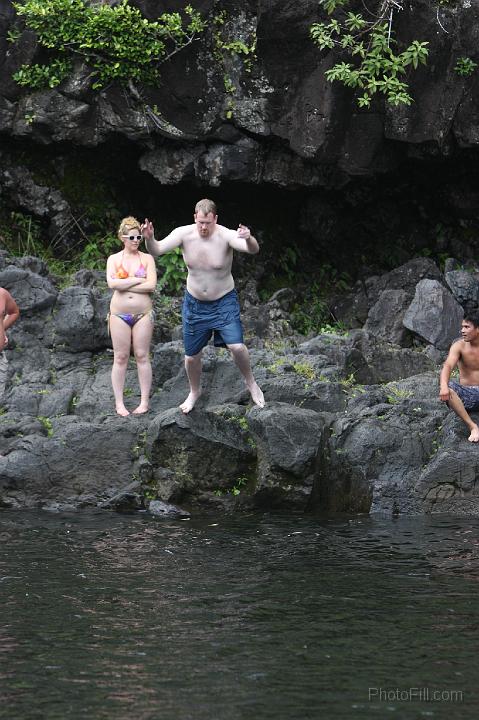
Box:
[468,425,479,442]
[132,403,149,415]
[116,405,130,417]
[248,382,265,408]
[180,390,201,414]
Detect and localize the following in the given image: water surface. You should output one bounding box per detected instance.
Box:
[1,510,478,719]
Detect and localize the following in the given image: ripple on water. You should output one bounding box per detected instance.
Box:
[0,510,477,720]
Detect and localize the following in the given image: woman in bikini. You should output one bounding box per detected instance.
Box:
[107,217,157,416]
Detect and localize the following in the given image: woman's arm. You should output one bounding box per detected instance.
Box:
[127,253,157,293]
[106,255,144,290]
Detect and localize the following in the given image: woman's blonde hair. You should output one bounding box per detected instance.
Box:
[117,216,141,241]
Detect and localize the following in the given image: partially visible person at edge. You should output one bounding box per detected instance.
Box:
[0,287,20,349]
[141,198,265,414]
[439,312,479,442]
[106,217,157,416]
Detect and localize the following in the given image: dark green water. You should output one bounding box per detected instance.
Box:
[1,511,478,720]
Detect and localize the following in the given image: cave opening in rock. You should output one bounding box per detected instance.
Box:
[2,136,479,301]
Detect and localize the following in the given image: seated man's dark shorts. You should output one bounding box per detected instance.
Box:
[182,288,244,357]
[448,380,479,410]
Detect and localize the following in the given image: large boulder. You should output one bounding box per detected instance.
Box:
[417,445,479,515]
[247,402,325,509]
[0,416,147,508]
[315,373,449,514]
[403,279,463,350]
[364,288,412,346]
[444,269,479,312]
[52,286,111,351]
[365,258,443,307]
[0,265,57,312]
[144,406,257,504]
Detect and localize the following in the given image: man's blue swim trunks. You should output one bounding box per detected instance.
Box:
[182,288,244,357]
[448,380,479,410]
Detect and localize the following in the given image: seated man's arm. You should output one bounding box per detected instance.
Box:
[439,342,461,402]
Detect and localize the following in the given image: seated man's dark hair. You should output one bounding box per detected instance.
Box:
[463,311,479,328]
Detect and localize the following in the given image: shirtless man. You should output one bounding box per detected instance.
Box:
[0,287,20,349]
[142,198,264,413]
[439,313,479,442]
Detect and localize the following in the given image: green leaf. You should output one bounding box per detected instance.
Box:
[11,0,207,92]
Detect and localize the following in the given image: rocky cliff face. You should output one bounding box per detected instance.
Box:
[0,1,479,274]
[2,2,479,516]
[1,251,479,516]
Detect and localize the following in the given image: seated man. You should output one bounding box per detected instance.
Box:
[440,312,479,442]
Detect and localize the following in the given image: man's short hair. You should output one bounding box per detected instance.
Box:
[463,311,479,328]
[195,198,217,216]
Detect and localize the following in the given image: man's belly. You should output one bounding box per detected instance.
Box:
[186,271,234,301]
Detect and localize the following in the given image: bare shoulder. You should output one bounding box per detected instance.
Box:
[216,223,235,235]
[141,251,155,265]
[177,223,196,238]
[450,338,479,363]
[107,250,122,262]
[216,224,236,242]
[450,339,465,354]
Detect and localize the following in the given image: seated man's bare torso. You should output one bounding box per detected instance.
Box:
[457,341,479,385]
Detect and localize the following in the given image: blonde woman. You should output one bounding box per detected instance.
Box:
[106,217,157,416]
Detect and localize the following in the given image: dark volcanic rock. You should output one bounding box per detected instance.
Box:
[0,1,478,186]
[0,416,147,509]
[0,249,466,516]
[148,499,191,518]
[0,265,57,312]
[403,279,463,350]
[52,286,111,352]
[445,269,479,312]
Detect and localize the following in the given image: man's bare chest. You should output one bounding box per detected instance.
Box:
[183,238,232,270]
[460,348,479,371]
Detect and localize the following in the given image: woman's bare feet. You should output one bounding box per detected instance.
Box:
[248,381,265,408]
[116,405,130,417]
[132,402,149,415]
[180,390,201,414]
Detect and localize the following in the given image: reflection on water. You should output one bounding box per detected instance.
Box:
[1,511,478,720]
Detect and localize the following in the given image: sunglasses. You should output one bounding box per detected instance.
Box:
[122,234,142,241]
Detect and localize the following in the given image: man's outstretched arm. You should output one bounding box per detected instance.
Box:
[227,224,259,254]
[141,219,183,257]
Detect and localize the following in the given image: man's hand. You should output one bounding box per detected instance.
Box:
[439,385,450,403]
[141,218,155,242]
[237,223,251,241]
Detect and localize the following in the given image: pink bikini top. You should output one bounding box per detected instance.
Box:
[114,252,147,279]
